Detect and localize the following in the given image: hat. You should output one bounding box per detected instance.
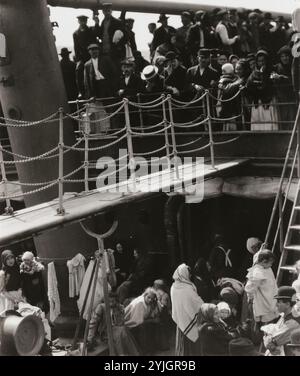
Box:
[217,301,231,312]
[154,55,167,66]
[263,12,272,20]
[141,65,159,80]
[274,286,297,301]
[248,12,259,20]
[222,63,234,75]
[217,9,229,18]
[246,238,262,254]
[198,48,210,57]
[121,58,135,66]
[277,45,291,56]
[22,251,34,262]
[165,51,178,61]
[77,15,88,20]
[181,11,192,19]
[154,279,165,287]
[220,287,239,306]
[102,2,112,8]
[229,338,260,356]
[158,14,169,23]
[59,48,71,56]
[287,328,300,347]
[87,43,99,50]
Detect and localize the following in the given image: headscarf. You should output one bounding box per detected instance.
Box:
[172,263,195,290]
[199,303,217,324]
[246,238,262,255]
[0,250,21,291]
[220,287,239,307]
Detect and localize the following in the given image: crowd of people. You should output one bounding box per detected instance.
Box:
[59,3,298,131]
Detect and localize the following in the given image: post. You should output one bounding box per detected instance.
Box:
[0,141,13,214]
[162,95,171,170]
[278,191,284,253]
[298,94,300,178]
[84,104,90,192]
[205,92,215,169]
[124,98,136,192]
[167,95,179,179]
[57,107,65,215]
[137,93,144,132]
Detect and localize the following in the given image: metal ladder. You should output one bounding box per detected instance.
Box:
[276,177,300,285]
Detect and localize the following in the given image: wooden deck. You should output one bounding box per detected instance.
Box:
[0,159,248,246]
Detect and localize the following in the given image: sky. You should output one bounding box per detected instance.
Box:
[50,0,300,59]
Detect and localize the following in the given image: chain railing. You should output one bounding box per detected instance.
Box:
[0,88,295,216]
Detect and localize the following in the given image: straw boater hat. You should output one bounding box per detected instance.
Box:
[246,238,262,254]
[141,65,158,80]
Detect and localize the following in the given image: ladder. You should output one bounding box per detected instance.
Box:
[276,178,300,285]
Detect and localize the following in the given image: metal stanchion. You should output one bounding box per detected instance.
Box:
[162,95,171,170]
[167,95,179,179]
[0,141,13,214]
[57,107,65,215]
[205,92,215,169]
[84,104,90,192]
[124,98,136,192]
[137,93,144,133]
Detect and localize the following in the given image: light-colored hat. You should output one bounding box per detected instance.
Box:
[246,237,262,254]
[222,63,234,75]
[22,251,34,262]
[141,65,159,80]
[217,301,231,312]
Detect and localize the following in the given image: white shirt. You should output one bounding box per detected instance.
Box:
[125,76,130,85]
[91,58,104,80]
[216,22,237,46]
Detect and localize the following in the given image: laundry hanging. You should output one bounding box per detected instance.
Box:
[67,253,86,298]
[47,262,61,323]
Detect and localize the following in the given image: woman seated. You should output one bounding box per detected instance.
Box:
[198,303,236,356]
[124,287,162,354]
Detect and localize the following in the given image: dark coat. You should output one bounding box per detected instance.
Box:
[152,25,176,51]
[60,58,78,100]
[94,16,126,60]
[186,65,220,91]
[117,73,145,98]
[73,26,97,63]
[84,56,116,99]
[246,69,274,106]
[199,322,232,356]
[186,24,214,57]
[165,64,187,93]
[21,271,49,313]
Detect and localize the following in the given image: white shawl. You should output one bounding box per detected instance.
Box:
[47,262,61,323]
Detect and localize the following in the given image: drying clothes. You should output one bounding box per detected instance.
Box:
[67,253,86,298]
[47,262,61,323]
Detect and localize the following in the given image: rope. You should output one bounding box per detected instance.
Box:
[133,145,166,156]
[131,120,165,131]
[213,136,240,145]
[210,114,242,122]
[176,135,205,148]
[177,142,211,154]
[131,123,172,136]
[174,117,209,129]
[173,114,204,126]
[64,133,127,151]
[171,92,207,107]
[131,95,164,106]
[207,87,244,102]
[6,179,57,187]
[66,103,125,123]
[0,180,58,200]
[1,145,59,164]
[84,126,126,138]
[0,111,59,127]
[128,97,168,109]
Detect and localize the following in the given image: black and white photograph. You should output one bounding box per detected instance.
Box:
[1,0,300,360]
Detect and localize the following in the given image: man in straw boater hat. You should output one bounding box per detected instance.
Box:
[141,65,165,94]
[262,286,300,356]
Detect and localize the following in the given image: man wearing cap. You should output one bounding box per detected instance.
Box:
[73,15,98,97]
[124,18,137,54]
[164,51,187,96]
[263,286,300,356]
[175,11,193,67]
[186,11,210,64]
[186,48,219,94]
[215,9,239,55]
[84,43,116,99]
[151,14,176,52]
[59,48,78,102]
[117,59,145,98]
[93,3,126,64]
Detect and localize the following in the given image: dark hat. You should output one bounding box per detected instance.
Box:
[220,287,239,306]
[141,65,159,80]
[165,51,178,61]
[274,286,297,300]
[59,47,71,55]
[87,43,99,50]
[126,18,135,23]
[158,14,169,23]
[248,12,259,20]
[121,58,135,66]
[246,53,256,61]
[229,338,260,356]
[77,15,88,20]
[181,11,192,19]
[198,48,210,57]
[263,12,272,20]
[287,328,300,347]
[195,10,204,17]
[217,9,229,18]
[277,45,291,56]
[102,2,112,8]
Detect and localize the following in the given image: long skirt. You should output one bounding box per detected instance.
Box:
[113,326,140,356]
[175,326,201,356]
[250,100,278,131]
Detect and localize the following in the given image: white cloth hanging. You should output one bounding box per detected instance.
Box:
[67,253,86,298]
[47,262,61,323]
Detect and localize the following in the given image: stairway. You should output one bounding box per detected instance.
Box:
[276,178,300,285]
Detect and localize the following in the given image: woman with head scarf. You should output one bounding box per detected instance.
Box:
[0,250,25,314]
[171,263,204,356]
[198,303,236,355]
[246,49,278,130]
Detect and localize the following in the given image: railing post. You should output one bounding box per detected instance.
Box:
[240,91,246,131]
[124,98,136,192]
[137,93,144,133]
[84,104,90,192]
[167,95,179,179]
[57,107,65,215]
[205,91,215,169]
[162,95,171,170]
[0,141,13,215]
[278,191,284,253]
